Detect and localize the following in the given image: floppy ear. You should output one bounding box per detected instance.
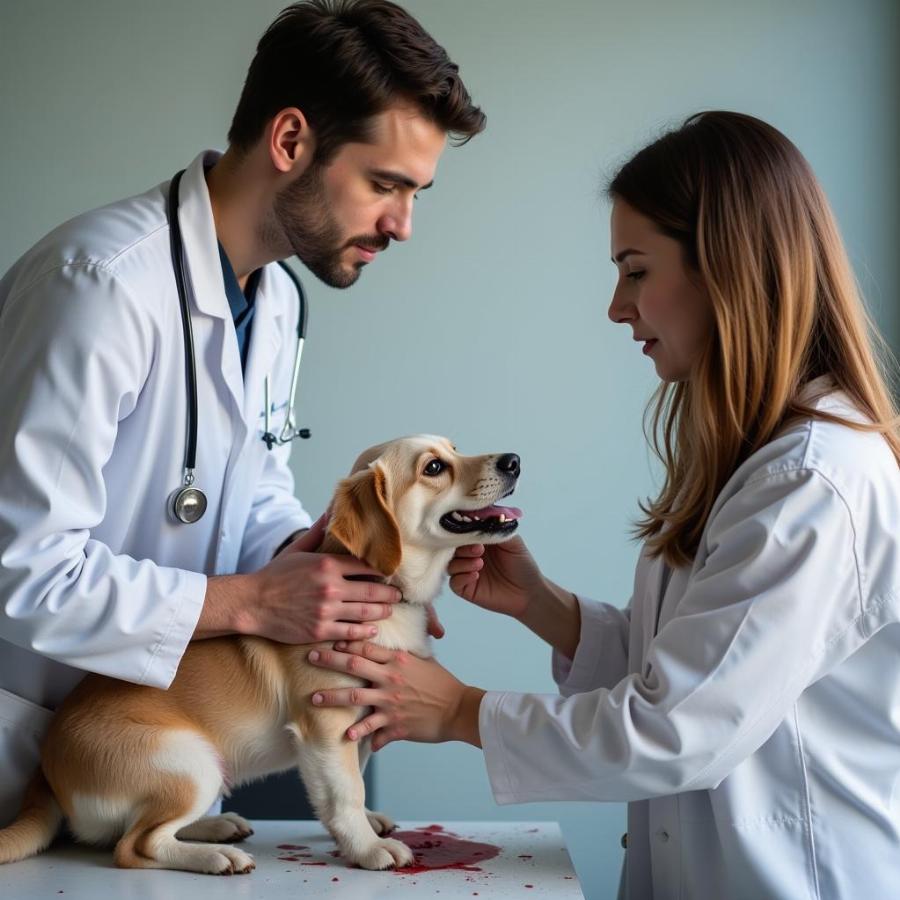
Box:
[328,463,402,576]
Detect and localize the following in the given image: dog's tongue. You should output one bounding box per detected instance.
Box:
[470,504,523,520]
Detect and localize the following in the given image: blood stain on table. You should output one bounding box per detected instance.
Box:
[389,825,501,876]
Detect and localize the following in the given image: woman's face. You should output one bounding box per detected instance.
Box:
[608,200,713,382]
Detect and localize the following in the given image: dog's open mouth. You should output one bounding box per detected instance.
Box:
[439,504,523,535]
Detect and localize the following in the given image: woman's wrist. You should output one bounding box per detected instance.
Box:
[448,685,486,747]
[519,577,581,660]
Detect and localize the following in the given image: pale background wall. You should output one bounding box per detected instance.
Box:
[1,1,897,896]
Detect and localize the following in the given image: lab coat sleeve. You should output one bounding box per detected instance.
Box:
[551,595,632,696]
[0,264,207,689]
[479,466,864,803]
[236,439,313,573]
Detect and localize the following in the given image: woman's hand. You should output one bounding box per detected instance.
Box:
[448,535,546,620]
[307,641,484,751]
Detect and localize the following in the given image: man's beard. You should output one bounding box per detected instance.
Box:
[268,162,388,289]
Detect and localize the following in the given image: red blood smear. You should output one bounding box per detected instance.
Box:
[277,843,309,850]
[391,827,501,876]
[277,856,301,861]
[518,854,533,859]
[525,885,534,889]
[331,876,340,882]
[301,861,327,866]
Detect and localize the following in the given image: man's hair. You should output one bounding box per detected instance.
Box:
[608,111,900,566]
[228,0,485,162]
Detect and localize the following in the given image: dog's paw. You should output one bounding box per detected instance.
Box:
[354,837,415,870]
[211,846,256,875]
[188,845,256,875]
[365,809,397,835]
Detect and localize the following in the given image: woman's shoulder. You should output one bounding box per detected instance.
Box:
[732,386,900,512]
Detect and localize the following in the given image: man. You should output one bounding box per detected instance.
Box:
[0,0,485,824]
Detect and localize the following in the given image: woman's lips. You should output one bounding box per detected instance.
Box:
[642,339,658,356]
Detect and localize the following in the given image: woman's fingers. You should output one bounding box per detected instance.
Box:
[308,645,386,681]
[311,685,380,708]
[449,572,480,600]
[447,556,484,576]
[332,640,395,662]
[346,712,390,741]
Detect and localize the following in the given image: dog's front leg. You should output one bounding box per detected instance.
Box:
[356,737,397,836]
[290,731,412,870]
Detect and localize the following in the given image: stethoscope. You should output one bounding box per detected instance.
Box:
[166,169,310,525]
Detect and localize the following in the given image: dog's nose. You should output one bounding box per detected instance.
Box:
[496,453,521,478]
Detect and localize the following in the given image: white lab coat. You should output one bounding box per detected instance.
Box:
[480,385,900,899]
[0,151,312,823]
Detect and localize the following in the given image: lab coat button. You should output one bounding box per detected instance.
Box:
[656,829,670,843]
[620,832,628,849]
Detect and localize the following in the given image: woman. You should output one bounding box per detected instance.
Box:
[308,111,900,899]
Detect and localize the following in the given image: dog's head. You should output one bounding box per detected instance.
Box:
[327,435,522,577]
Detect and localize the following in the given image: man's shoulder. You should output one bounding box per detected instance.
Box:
[2,178,170,301]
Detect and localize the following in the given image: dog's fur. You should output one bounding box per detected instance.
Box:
[0,435,520,874]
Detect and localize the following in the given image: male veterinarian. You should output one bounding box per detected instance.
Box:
[0,0,485,824]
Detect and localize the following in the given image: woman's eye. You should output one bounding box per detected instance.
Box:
[423,459,445,476]
[626,270,646,282]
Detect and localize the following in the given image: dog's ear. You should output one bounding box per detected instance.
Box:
[328,463,402,576]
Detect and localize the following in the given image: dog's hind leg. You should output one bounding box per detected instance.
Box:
[176,812,254,843]
[113,731,254,875]
[292,734,412,870]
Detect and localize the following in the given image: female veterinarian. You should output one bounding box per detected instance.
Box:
[309,111,900,899]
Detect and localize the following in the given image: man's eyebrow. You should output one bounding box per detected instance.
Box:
[369,169,434,191]
[612,248,645,263]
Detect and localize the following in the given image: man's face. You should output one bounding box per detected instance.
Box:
[273,105,447,288]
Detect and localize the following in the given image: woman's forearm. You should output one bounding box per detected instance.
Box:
[518,578,582,660]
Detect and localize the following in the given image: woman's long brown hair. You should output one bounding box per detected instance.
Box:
[609,111,900,567]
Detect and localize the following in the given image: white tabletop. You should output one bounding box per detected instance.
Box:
[0,820,584,898]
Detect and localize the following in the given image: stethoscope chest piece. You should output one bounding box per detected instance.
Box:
[170,484,208,525]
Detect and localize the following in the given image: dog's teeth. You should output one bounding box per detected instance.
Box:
[499,514,506,523]
[461,515,472,522]
[451,511,464,521]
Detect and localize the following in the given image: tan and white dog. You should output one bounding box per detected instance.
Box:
[0,435,521,875]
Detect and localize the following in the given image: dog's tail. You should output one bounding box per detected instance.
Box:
[0,768,64,864]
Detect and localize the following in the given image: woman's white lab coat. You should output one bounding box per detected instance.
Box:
[0,151,311,823]
[480,386,900,899]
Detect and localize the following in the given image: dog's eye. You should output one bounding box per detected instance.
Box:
[423,458,446,477]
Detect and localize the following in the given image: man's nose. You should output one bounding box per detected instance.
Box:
[496,453,521,479]
[379,199,413,242]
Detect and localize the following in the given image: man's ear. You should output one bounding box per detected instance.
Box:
[328,463,402,576]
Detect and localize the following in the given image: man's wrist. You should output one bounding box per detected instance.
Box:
[273,527,309,558]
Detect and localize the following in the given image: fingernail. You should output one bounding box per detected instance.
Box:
[347,729,356,740]
[369,627,378,637]
[308,651,319,662]
[335,641,347,650]
[312,693,323,705]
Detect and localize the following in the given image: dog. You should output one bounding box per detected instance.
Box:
[0,435,522,875]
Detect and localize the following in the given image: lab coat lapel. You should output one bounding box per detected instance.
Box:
[242,267,285,431]
[174,151,244,416]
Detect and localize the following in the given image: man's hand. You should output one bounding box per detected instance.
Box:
[198,514,402,643]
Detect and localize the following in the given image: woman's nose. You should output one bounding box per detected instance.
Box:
[608,284,635,324]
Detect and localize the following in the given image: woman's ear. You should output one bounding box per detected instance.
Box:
[328,463,402,576]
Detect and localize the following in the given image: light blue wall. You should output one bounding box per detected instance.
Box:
[2,2,897,897]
